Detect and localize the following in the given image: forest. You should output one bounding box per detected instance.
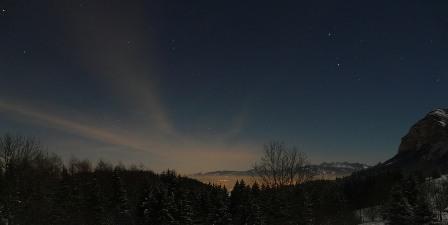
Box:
[1,134,447,225]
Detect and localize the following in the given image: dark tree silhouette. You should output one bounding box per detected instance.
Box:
[253,141,311,188]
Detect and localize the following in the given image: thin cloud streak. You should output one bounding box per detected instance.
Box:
[0,99,260,173]
[59,0,250,141]
[59,0,176,136]
[1,1,258,172]
[0,99,150,152]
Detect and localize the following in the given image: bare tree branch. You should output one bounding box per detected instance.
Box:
[253,141,311,188]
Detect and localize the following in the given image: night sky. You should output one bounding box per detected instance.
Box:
[1,0,448,173]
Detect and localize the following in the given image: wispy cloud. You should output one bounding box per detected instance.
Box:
[0,1,258,173]
[0,99,150,151]
[56,0,176,136]
[59,0,251,140]
[0,98,259,173]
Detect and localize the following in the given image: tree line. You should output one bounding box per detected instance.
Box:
[0,135,360,225]
[1,135,448,225]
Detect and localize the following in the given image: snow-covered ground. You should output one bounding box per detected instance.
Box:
[356,175,448,225]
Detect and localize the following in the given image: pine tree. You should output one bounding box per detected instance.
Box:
[251,182,260,196]
[191,189,208,225]
[155,189,177,225]
[111,170,134,225]
[413,196,434,225]
[247,200,264,225]
[50,167,74,225]
[302,191,314,225]
[384,186,414,225]
[176,191,194,225]
[82,175,106,225]
[247,183,264,225]
[137,187,155,225]
[140,187,177,225]
[402,177,418,207]
[230,180,251,225]
[201,186,229,225]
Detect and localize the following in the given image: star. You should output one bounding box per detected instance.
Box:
[79,0,87,7]
[169,39,177,52]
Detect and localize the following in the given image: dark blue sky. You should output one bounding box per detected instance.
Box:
[1,0,448,172]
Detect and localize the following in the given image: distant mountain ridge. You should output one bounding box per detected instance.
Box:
[308,162,370,177]
[193,162,370,178]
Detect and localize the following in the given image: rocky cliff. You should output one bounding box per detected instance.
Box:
[383,109,448,173]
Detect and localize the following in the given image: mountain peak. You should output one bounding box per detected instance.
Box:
[428,109,448,127]
[398,108,448,154]
[428,108,448,118]
[382,108,448,174]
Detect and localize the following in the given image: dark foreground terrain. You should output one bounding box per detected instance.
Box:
[2,109,448,224]
[0,134,361,225]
